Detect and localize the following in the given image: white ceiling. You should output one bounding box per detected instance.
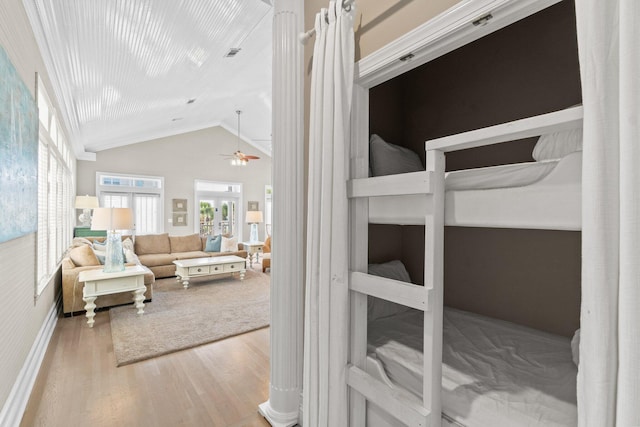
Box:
[26,0,273,159]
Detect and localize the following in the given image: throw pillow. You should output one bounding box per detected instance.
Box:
[367,260,414,321]
[205,234,222,252]
[124,248,140,265]
[122,237,134,253]
[92,242,107,264]
[220,236,238,253]
[69,237,92,248]
[532,128,583,161]
[571,328,580,366]
[370,134,424,176]
[68,244,100,267]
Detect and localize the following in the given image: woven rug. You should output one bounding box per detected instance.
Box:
[109,268,270,366]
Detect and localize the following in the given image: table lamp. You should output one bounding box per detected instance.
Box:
[91,208,134,272]
[246,210,263,243]
[75,195,99,227]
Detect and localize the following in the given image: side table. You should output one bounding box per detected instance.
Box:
[242,241,264,268]
[78,265,148,327]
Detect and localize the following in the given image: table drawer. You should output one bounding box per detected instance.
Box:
[224,262,244,273]
[210,264,224,274]
[188,266,209,275]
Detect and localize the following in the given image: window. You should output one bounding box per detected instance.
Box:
[37,75,75,296]
[97,172,163,234]
[194,180,242,238]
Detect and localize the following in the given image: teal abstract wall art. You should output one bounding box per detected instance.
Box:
[0,46,38,244]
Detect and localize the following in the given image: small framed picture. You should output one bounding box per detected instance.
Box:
[172,198,187,212]
[248,201,259,211]
[173,213,187,226]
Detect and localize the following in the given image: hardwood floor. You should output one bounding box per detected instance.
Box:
[20,311,271,427]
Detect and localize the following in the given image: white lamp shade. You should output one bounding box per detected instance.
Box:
[245,210,263,223]
[91,208,134,231]
[75,195,99,209]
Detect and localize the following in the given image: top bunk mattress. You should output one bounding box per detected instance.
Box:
[368,307,578,427]
[366,151,581,229]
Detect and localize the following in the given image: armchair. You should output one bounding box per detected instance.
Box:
[262,236,271,272]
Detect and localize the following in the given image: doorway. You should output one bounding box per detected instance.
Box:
[194,180,242,238]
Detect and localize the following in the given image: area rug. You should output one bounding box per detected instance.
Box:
[109,269,270,366]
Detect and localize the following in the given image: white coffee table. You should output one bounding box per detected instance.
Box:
[78,265,148,328]
[173,255,246,288]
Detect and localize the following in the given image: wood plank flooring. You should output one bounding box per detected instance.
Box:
[20,311,271,427]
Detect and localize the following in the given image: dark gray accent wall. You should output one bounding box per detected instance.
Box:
[370,0,581,169]
[368,0,582,336]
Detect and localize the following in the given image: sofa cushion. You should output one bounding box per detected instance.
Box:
[209,250,248,259]
[137,253,178,267]
[68,244,101,267]
[135,233,171,255]
[205,234,222,252]
[169,233,202,253]
[174,251,210,260]
[221,236,238,252]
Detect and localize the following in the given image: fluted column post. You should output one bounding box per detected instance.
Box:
[258,1,304,426]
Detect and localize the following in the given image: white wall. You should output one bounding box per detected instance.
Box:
[0,0,66,415]
[76,126,272,242]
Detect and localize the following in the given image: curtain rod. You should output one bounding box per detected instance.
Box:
[299,0,354,44]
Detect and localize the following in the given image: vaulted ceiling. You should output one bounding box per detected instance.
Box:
[25,0,273,160]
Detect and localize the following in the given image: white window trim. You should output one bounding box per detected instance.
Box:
[36,74,75,298]
[96,171,164,234]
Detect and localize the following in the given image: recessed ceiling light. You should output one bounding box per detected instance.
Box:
[225,48,241,58]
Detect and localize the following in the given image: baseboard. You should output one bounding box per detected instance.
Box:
[0,297,60,427]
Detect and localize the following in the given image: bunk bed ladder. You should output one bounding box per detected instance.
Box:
[346,136,446,427]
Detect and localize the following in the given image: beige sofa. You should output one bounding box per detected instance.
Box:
[62,233,247,315]
[133,233,247,279]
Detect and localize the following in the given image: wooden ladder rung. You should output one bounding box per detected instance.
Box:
[347,171,432,198]
[349,272,428,311]
[347,365,431,427]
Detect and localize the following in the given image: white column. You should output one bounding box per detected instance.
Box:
[258,1,304,426]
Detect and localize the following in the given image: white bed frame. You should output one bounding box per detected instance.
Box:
[358,107,583,231]
[345,2,580,425]
[348,106,583,427]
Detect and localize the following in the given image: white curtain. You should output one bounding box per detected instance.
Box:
[303,2,354,426]
[575,1,640,426]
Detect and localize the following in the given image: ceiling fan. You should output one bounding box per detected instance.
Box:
[222,110,260,166]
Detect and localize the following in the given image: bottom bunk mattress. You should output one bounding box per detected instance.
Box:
[367,307,577,426]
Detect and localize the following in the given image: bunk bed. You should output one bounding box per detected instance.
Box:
[353,106,583,231]
[346,106,583,427]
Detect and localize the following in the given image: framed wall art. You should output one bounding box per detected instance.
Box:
[172,198,187,212]
[0,47,38,244]
[172,212,187,226]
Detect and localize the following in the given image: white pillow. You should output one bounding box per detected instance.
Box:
[221,236,238,252]
[124,248,140,264]
[571,328,580,366]
[370,134,424,176]
[367,260,414,321]
[122,237,134,253]
[532,128,583,161]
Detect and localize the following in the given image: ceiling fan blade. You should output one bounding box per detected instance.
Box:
[244,155,260,160]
